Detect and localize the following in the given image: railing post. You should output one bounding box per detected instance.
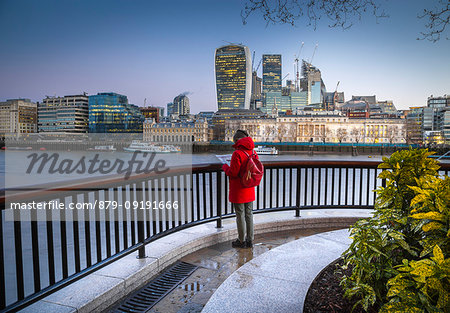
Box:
[136,182,147,259]
[216,171,222,228]
[295,166,301,217]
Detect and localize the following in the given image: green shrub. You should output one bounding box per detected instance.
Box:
[340,149,449,312]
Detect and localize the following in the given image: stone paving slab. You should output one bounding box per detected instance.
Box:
[202,229,352,313]
[19,210,368,313]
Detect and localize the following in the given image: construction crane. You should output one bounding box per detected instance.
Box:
[252,51,256,71]
[294,42,304,92]
[310,43,318,65]
[282,73,290,81]
[254,58,262,73]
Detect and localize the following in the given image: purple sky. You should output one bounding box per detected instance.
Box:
[0,0,449,113]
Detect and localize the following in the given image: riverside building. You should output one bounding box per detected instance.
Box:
[215,44,252,110]
[88,92,144,133]
[225,112,406,144]
[143,119,212,143]
[38,95,88,134]
[0,99,37,137]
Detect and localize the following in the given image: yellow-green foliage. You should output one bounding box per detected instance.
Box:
[340,149,449,313]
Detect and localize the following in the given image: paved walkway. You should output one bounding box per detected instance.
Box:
[148,227,341,313]
[202,228,352,313]
[19,209,370,313]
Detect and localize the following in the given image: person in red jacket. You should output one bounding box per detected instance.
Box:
[222,129,258,248]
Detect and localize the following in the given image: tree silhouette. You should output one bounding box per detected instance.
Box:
[241,0,449,41]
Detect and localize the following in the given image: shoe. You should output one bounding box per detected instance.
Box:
[245,240,253,248]
[231,239,246,248]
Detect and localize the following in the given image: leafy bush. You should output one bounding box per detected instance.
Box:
[340,149,449,312]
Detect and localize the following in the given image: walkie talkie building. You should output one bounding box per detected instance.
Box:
[215,45,252,110]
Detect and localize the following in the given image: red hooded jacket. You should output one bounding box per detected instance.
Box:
[222,136,259,203]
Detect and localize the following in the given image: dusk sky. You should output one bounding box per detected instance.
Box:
[0,0,449,112]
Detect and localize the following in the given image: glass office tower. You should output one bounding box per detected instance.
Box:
[215,45,252,110]
[262,54,282,92]
[89,92,144,133]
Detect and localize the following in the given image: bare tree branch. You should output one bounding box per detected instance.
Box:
[418,0,449,42]
[241,0,388,30]
[242,0,449,41]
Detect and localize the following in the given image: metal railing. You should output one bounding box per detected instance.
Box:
[0,160,449,311]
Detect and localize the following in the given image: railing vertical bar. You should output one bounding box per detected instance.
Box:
[177,174,182,227]
[184,174,189,224]
[145,181,151,238]
[113,188,120,255]
[331,168,335,205]
[345,168,349,205]
[359,169,363,206]
[190,174,195,222]
[256,175,260,210]
[283,168,287,207]
[104,190,111,259]
[30,208,41,292]
[262,168,267,209]
[304,168,308,207]
[164,177,170,230]
[366,168,371,206]
[311,168,315,206]
[196,173,200,221]
[209,172,214,218]
[289,167,293,207]
[95,190,103,262]
[0,209,5,309]
[269,169,273,208]
[152,179,158,235]
[338,168,342,206]
[276,169,279,208]
[130,185,136,245]
[171,176,177,228]
[324,168,328,206]
[72,196,81,273]
[83,192,92,268]
[13,209,24,300]
[373,168,378,202]
[121,186,128,250]
[216,171,222,228]
[352,168,356,206]
[158,178,164,231]
[224,175,229,214]
[318,167,322,205]
[60,198,68,279]
[295,167,301,216]
[46,205,55,285]
[202,173,207,220]
[137,181,146,259]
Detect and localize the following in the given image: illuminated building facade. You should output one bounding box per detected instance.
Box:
[0,99,37,136]
[215,45,252,110]
[38,95,88,133]
[173,94,190,115]
[262,54,282,92]
[88,92,144,133]
[140,107,160,123]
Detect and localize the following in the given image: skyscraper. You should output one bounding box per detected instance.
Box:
[38,94,88,133]
[262,54,282,92]
[300,60,326,107]
[173,94,190,115]
[88,92,144,133]
[215,45,252,110]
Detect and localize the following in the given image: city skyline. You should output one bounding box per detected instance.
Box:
[0,0,449,113]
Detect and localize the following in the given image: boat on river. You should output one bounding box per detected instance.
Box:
[254,146,279,155]
[124,140,180,153]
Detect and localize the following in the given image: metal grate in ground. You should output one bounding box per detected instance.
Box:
[110,261,198,313]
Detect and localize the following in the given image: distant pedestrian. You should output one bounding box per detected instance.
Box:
[222,129,259,248]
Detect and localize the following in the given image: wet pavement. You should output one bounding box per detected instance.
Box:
[148,227,342,313]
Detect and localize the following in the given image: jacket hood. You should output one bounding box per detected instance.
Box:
[232,136,255,150]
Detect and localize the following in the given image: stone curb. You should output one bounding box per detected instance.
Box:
[19,209,370,313]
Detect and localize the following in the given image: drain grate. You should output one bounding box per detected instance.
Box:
[111,261,198,313]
